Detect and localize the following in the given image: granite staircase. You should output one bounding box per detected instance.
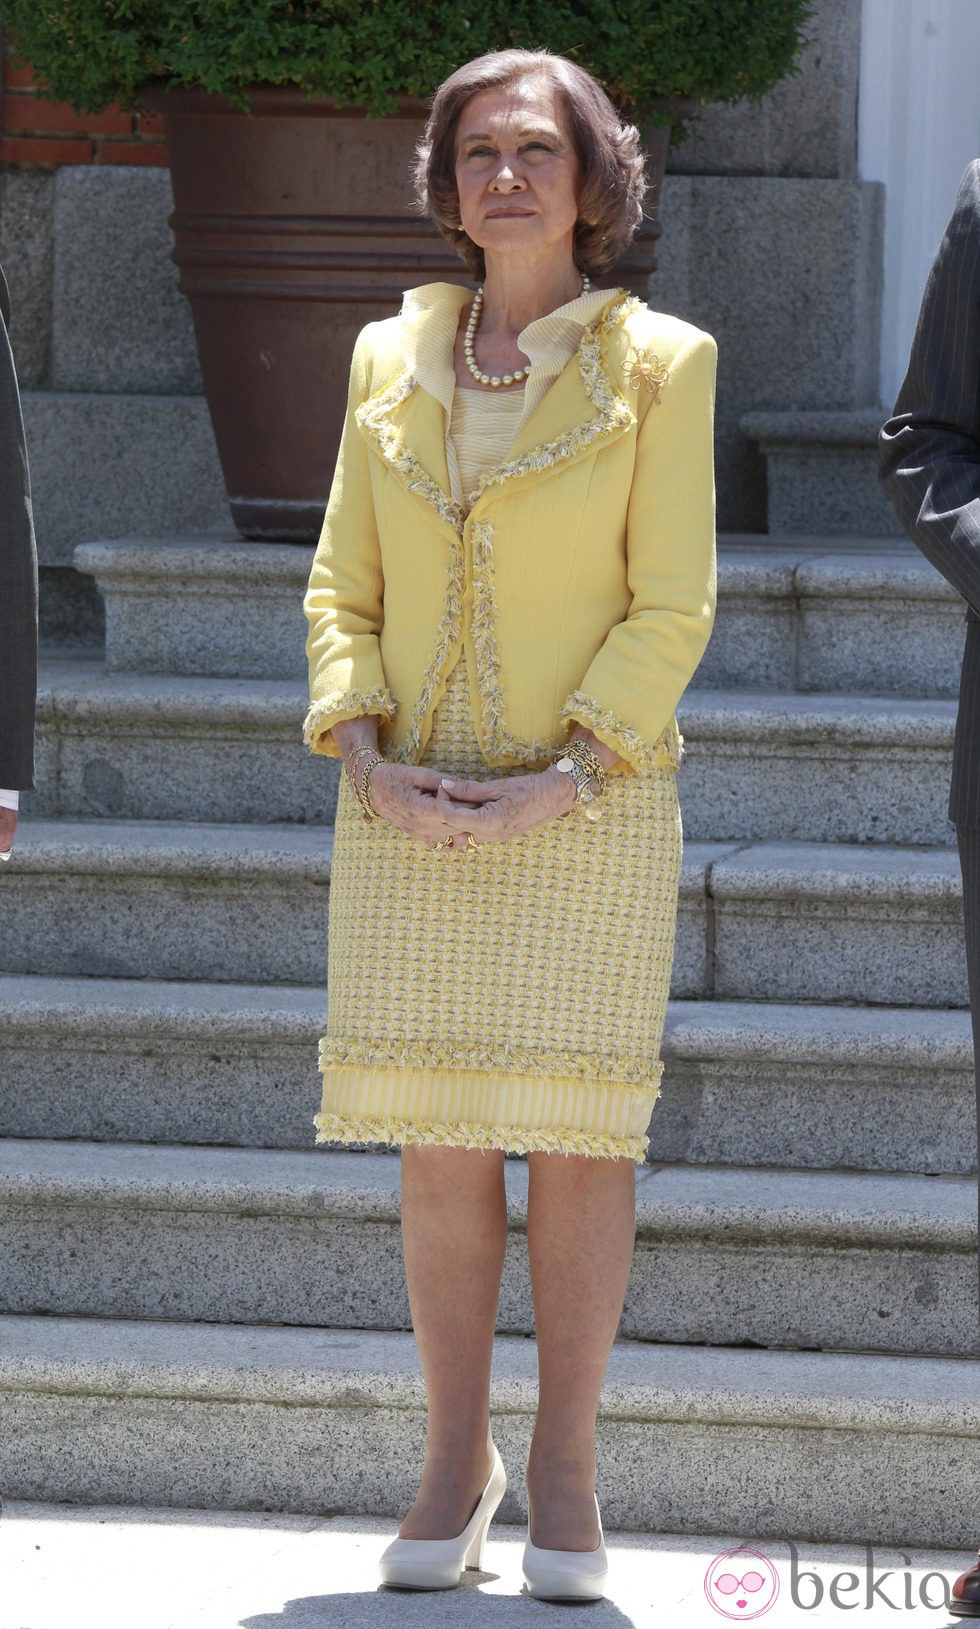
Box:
[1,522,979,1549]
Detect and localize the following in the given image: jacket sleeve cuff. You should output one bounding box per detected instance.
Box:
[559,691,681,774]
[303,686,399,757]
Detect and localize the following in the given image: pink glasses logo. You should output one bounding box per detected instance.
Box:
[704,1546,781,1620]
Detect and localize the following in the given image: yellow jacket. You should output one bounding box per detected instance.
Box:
[304,282,716,774]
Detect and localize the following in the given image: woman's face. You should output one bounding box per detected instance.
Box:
[453,79,581,272]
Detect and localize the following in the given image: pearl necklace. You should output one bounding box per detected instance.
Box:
[464,275,592,388]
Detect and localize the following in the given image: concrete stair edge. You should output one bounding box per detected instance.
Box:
[34,661,961,742]
[2,1314,978,1432]
[2,816,334,878]
[0,1139,974,1251]
[1,979,970,1063]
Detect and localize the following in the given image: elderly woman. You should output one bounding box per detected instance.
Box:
[303,47,716,1602]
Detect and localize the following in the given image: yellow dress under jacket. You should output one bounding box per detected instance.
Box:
[304,282,717,774]
[303,282,717,1162]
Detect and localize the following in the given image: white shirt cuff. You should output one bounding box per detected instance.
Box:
[0,789,21,811]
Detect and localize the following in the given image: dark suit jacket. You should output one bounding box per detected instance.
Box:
[0,262,37,790]
[880,160,980,828]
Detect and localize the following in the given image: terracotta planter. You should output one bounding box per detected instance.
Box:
[145,84,687,543]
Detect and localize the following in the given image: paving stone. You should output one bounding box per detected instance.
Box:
[2,1500,969,1629]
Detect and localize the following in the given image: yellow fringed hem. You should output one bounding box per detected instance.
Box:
[313,1058,659,1156]
[559,691,681,774]
[303,687,398,755]
[318,1034,664,1090]
[313,1112,649,1164]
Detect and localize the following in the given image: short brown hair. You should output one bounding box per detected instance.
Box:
[414,49,647,281]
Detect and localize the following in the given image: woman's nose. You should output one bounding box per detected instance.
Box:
[490,166,525,190]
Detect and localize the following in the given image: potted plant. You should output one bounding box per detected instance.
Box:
[0,0,811,541]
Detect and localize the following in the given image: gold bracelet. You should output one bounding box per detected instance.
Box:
[552,754,603,822]
[358,753,385,821]
[558,739,607,795]
[344,745,382,820]
[344,744,377,790]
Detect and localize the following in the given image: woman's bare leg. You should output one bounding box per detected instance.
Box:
[397,1143,508,1539]
[525,1151,636,1550]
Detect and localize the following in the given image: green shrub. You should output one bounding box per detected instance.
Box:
[0,0,812,120]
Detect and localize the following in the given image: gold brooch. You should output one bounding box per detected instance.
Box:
[627,350,669,402]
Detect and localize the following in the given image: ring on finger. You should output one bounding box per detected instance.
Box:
[433,834,454,851]
[466,834,478,851]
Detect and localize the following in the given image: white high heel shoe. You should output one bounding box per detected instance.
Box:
[522,1493,609,1602]
[379,1445,507,1590]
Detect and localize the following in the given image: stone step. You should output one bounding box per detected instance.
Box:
[741,410,899,536]
[697,539,963,699]
[660,1000,976,1175]
[0,819,715,992]
[75,535,964,696]
[0,818,333,985]
[29,658,338,825]
[2,980,972,1174]
[1,1142,976,1358]
[1,1312,977,1546]
[706,841,969,1008]
[0,975,325,1148]
[1,828,968,1003]
[73,538,314,680]
[27,661,958,844]
[678,689,956,846]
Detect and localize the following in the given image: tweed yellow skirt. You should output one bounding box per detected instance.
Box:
[313,662,682,1162]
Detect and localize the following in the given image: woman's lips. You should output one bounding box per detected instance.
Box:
[485,208,534,218]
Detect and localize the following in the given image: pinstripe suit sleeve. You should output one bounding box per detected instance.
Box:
[879,161,980,611]
[0,263,38,790]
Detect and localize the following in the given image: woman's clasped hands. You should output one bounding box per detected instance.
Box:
[368,762,576,853]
